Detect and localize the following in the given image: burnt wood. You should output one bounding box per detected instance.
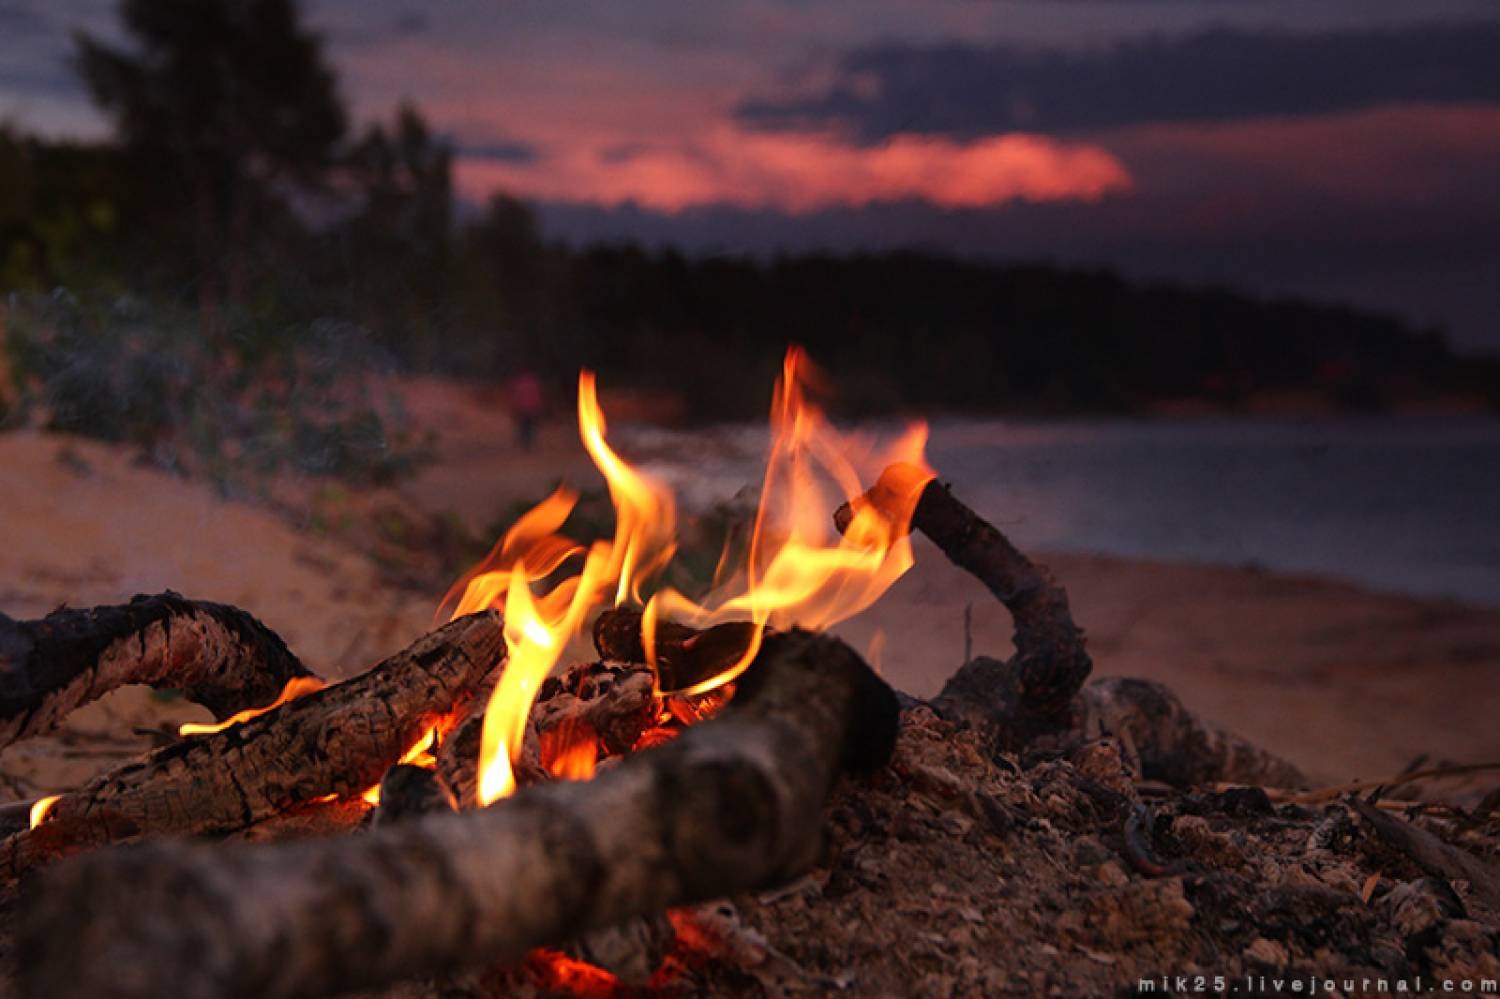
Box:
[0,591,315,748]
[0,611,504,882]
[19,629,897,999]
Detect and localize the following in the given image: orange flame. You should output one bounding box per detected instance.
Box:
[445,347,930,804]
[178,676,327,737]
[642,347,932,694]
[29,794,61,829]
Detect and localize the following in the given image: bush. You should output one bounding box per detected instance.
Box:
[2,290,427,489]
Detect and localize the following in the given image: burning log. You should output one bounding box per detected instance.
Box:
[1,611,504,881]
[593,607,758,694]
[0,591,316,748]
[19,629,898,999]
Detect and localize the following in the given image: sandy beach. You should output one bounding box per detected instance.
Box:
[3,390,1498,801]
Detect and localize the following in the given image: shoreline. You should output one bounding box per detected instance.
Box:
[1,427,1497,799]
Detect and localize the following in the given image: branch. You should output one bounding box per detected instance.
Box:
[0,592,315,748]
[18,629,897,999]
[1,611,504,882]
[837,467,1091,717]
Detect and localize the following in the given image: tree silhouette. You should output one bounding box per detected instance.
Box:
[75,0,346,326]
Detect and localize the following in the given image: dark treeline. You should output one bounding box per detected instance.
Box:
[3,0,1495,425]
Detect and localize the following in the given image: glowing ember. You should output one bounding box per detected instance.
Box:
[28,794,61,829]
[444,346,932,805]
[178,675,327,737]
[360,725,441,805]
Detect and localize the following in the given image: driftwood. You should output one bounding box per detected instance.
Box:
[0,591,316,748]
[1,611,504,881]
[19,629,897,998]
[836,466,1304,788]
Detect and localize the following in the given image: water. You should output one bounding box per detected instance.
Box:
[629,418,1500,606]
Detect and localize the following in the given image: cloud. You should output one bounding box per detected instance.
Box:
[455,127,1130,214]
[737,20,1500,139]
[533,104,1500,351]
[455,139,539,164]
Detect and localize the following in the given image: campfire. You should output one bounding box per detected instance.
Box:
[3,348,1498,997]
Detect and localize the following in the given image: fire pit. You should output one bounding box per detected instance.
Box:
[3,349,1498,997]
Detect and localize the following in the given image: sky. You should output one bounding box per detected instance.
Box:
[3,1,1500,350]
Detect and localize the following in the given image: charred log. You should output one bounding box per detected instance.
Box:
[0,611,504,882]
[593,607,759,694]
[19,629,897,999]
[0,592,315,748]
[374,765,458,826]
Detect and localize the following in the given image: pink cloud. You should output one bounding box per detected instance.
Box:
[453,127,1131,213]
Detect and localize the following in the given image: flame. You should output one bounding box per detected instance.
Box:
[29,794,61,829]
[179,676,327,737]
[642,347,932,694]
[445,347,930,804]
[540,722,599,782]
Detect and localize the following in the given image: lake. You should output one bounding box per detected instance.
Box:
[633,418,1500,606]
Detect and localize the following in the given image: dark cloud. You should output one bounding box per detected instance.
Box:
[456,140,540,164]
[737,21,1500,139]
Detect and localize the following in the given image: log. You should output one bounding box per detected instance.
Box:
[592,607,758,694]
[837,466,1090,717]
[373,765,457,826]
[18,629,898,999]
[0,591,315,748]
[0,611,504,881]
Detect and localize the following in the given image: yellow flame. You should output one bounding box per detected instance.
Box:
[29,794,61,829]
[444,347,930,804]
[178,675,327,737]
[643,347,932,694]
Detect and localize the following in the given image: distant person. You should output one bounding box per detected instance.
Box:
[505,368,544,451]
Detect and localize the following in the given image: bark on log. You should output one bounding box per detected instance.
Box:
[19,629,897,999]
[0,611,504,882]
[0,591,315,748]
[837,467,1090,717]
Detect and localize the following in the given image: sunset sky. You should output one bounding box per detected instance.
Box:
[3,1,1499,349]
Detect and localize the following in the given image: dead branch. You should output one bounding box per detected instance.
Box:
[837,466,1091,717]
[0,591,316,748]
[19,629,897,999]
[838,467,1304,788]
[0,611,504,882]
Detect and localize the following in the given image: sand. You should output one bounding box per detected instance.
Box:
[2,391,1498,800]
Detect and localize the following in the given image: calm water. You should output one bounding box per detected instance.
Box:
[634,419,1500,606]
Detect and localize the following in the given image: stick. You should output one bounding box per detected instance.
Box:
[1348,798,1500,910]
[837,467,1091,717]
[0,611,504,882]
[0,591,316,747]
[19,629,898,999]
